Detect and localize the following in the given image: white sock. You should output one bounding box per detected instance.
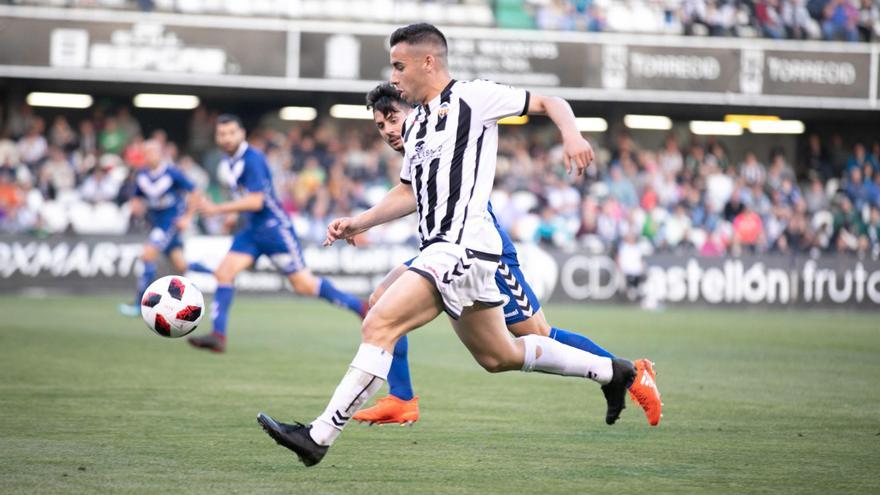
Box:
[309,343,392,446]
[519,334,613,384]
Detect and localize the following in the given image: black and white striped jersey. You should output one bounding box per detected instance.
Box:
[400,79,530,255]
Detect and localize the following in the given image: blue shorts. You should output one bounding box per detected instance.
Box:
[403,256,540,325]
[230,224,306,275]
[148,225,183,256]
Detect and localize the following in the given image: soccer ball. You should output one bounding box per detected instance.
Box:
[140,275,205,338]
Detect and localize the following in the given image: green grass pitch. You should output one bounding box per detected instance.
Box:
[1,295,878,494]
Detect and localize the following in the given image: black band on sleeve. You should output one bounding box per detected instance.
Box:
[400,178,412,185]
[520,90,531,117]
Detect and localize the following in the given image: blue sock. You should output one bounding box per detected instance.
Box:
[387,336,414,401]
[135,261,157,306]
[187,262,213,274]
[317,278,364,316]
[211,284,235,337]
[549,327,615,359]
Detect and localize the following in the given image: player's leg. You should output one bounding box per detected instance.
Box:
[187,232,256,352]
[499,262,615,357]
[286,269,366,318]
[450,303,636,426]
[265,225,366,317]
[118,237,160,317]
[257,270,442,465]
[500,263,661,425]
[163,224,215,274]
[353,263,419,424]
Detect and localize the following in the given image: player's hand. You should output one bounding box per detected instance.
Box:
[199,199,219,216]
[175,215,192,232]
[561,132,593,176]
[129,199,145,217]
[324,217,363,247]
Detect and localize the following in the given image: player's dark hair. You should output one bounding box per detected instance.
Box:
[389,23,447,55]
[216,113,244,129]
[366,83,408,117]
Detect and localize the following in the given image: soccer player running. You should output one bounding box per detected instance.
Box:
[187,115,367,353]
[118,139,207,317]
[352,82,661,427]
[257,23,652,467]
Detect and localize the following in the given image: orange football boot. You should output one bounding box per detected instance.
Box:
[628,359,662,426]
[353,395,420,425]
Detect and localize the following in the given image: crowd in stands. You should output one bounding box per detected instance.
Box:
[12,0,880,42]
[1,104,879,259]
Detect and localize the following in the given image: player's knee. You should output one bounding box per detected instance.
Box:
[290,277,314,295]
[368,288,383,308]
[476,355,516,373]
[214,268,234,284]
[360,313,395,348]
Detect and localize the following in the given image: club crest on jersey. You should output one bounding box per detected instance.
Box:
[437,102,450,117]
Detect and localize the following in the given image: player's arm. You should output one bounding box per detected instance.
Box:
[201,191,264,216]
[129,196,146,217]
[173,171,201,230]
[176,189,203,231]
[526,94,593,176]
[324,183,416,246]
[202,157,268,216]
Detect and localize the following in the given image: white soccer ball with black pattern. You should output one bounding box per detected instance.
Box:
[140,275,205,338]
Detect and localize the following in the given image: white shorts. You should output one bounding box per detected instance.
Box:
[408,242,504,319]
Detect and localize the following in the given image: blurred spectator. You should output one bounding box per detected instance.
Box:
[822,0,859,41]
[777,210,813,253]
[804,173,829,213]
[78,120,98,155]
[733,205,765,253]
[0,128,19,167]
[116,107,142,142]
[617,231,645,300]
[0,168,21,228]
[187,106,215,161]
[535,206,562,246]
[48,116,77,152]
[661,203,692,250]
[38,147,75,199]
[833,195,864,251]
[846,142,878,174]
[17,118,47,168]
[739,151,767,187]
[99,117,127,155]
[123,135,148,169]
[659,134,684,176]
[783,0,821,38]
[7,104,36,139]
[858,0,880,40]
[844,166,872,209]
[178,155,210,192]
[607,166,638,208]
[78,157,122,203]
[766,151,795,192]
[757,0,788,39]
[829,133,849,174]
[804,133,833,181]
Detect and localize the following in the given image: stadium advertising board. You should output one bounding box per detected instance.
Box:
[605,45,740,93]
[0,16,287,79]
[2,235,879,309]
[756,50,871,99]
[0,6,876,110]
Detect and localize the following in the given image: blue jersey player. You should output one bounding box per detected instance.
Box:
[352,83,662,426]
[118,139,206,317]
[187,114,367,353]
